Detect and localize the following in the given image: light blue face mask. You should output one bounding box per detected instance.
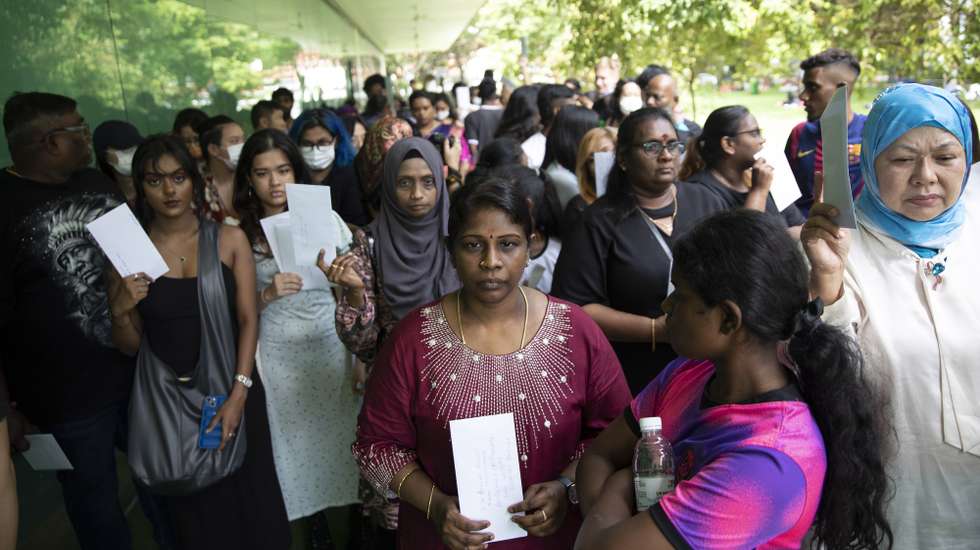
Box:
[856,83,974,257]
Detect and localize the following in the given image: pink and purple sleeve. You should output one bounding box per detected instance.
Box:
[651,447,808,549]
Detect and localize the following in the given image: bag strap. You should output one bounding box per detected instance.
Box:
[640,214,675,297]
[195,220,238,392]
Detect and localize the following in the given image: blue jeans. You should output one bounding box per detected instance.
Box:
[48,400,174,550]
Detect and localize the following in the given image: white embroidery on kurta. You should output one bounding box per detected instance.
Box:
[419,300,574,468]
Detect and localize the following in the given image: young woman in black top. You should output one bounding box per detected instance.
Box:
[678,105,805,236]
[109,135,289,550]
[552,108,727,394]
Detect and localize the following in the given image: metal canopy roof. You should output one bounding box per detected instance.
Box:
[183,0,485,56]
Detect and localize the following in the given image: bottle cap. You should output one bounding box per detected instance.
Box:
[639,416,662,431]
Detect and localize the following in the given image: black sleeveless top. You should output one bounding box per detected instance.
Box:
[138,264,238,376]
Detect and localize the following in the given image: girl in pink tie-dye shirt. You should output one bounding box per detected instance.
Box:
[575,210,893,550]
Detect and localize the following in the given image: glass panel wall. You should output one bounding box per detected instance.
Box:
[0,0,381,166]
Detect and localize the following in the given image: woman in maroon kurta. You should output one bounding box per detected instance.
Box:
[353,177,630,549]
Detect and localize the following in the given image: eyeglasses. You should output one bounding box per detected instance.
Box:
[44,122,91,140]
[731,128,763,139]
[143,169,189,187]
[633,140,685,156]
[300,141,335,150]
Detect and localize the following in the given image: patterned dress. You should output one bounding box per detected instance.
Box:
[255,213,360,520]
[353,296,631,549]
[334,227,398,368]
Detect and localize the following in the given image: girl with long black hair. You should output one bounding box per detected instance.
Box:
[232,129,360,548]
[542,105,599,208]
[109,134,290,549]
[678,105,805,234]
[574,209,893,550]
[494,84,542,143]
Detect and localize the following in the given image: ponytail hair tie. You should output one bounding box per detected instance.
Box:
[793,297,824,337]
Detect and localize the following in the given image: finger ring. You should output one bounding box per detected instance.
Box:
[226,432,235,439]
[540,509,547,522]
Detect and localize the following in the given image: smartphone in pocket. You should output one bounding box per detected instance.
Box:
[199,395,226,449]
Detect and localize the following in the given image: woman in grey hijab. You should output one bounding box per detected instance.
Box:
[325,135,459,365]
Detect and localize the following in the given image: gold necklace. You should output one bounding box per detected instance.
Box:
[456,287,529,352]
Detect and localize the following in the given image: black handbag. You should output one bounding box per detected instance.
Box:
[127,220,246,495]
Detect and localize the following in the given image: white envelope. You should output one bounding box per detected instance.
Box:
[594,151,615,198]
[259,211,330,290]
[285,184,341,268]
[86,204,169,280]
[754,141,803,212]
[22,434,73,471]
[450,413,527,543]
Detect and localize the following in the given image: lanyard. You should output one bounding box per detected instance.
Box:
[641,214,675,296]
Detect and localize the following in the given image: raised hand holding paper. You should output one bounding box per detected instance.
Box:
[450,413,527,543]
[819,85,858,228]
[86,203,169,280]
[754,138,802,211]
[259,211,330,290]
[594,151,615,198]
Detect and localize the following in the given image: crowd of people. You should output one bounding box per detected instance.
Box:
[0,45,977,550]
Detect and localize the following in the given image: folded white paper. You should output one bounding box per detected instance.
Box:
[86,204,169,280]
[594,151,615,198]
[819,86,858,228]
[286,184,342,268]
[259,211,330,290]
[455,87,473,120]
[450,413,527,543]
[754,141,803,213]
[22,434,73,471]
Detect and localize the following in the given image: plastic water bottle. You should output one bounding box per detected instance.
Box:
[633,416,675,510]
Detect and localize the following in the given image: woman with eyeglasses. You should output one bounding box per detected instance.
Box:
[290,109,370,226]
[552,108,727,394]
[678,106,805,236]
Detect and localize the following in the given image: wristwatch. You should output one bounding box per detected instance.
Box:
[557,476,579,505]
[235,374,253,389]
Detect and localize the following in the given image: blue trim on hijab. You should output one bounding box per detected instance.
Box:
[856,83,974,257]
[288,108,357,168]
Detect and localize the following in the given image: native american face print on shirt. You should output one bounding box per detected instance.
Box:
[24,192,120,346]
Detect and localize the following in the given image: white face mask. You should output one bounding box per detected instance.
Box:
[435,109,450,121]
[620,96,643,115]
[301,144,335,170]
[109,146,138,177]
[472,97,483,106]
[223,142,245,170]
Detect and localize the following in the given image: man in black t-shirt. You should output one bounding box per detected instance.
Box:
[0,92,170,549]
[463,78,505,161]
